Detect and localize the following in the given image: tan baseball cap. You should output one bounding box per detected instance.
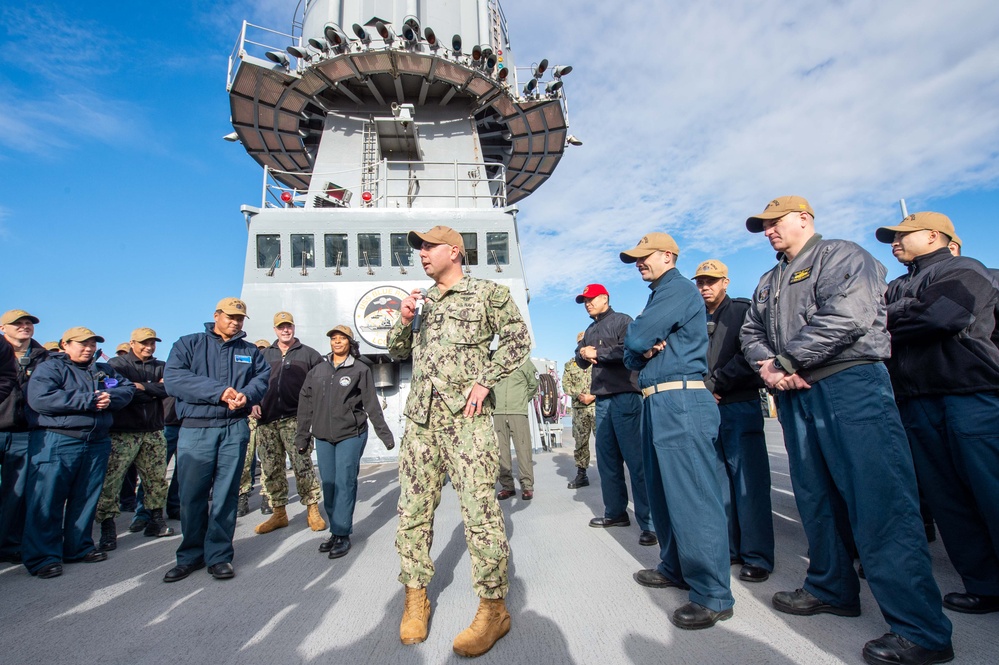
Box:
[326,324,354,339]
[254,339,271,349]
[130,327,161,342]
[116,343,130,354]
[43,341,60,352]
[875,212,960,244]
[693,259,729,279]
[1,309,40,325]
[216,297,248,317]
[273,311,295,326]
[576,331,585,343]
[746,196,815,233]
[620,232,681,263]
[407,225,465,256]
[62,327,105,344]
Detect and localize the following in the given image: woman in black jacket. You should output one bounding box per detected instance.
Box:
[296,325,394,559]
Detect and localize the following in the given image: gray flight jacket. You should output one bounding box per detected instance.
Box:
[740,234,891,383]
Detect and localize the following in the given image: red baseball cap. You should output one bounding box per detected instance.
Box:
[575,283,609,304]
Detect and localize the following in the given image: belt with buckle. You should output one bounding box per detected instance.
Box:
[641,380,706,398]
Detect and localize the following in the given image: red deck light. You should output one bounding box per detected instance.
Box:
[280,191,293,203]
[362,191,373,202]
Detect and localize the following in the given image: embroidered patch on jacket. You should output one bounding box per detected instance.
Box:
[789,267,812,284]
[757,285,771,303]
[339,376,352,387]
[234,355,252,364]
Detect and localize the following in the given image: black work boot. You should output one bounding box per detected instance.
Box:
[144,509,175,538]
[237,493,250,518]
[260,495,273,515]
[99,518,117,551]
[568,468,589,489]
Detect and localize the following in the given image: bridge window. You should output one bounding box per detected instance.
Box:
[358,233,382,268]
[324,234,348,267]
[461,233,479,266]
[291,234,315,268]
[256,234,280,270]
[390,233,414,267]
[486,232,509,265]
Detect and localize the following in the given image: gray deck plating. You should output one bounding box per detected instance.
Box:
[0,420,992,664]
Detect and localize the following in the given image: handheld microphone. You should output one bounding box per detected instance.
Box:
[412,288,428,333]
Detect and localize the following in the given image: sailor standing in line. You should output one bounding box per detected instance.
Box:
[0,310,49,565]
[876,211,999,615]
[252,312,325,536]
[561,332,595,489]
[23,327,135,578]
[740,196,953,665]
[693,260,774,583]
[163,298,270,582]
[621,233,734,630]
[575,284,657,547]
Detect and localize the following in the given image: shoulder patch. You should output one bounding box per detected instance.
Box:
[789,267,812,284]
[757,285,771,303]
[488,283,512,307]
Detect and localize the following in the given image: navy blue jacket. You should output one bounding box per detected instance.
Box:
[575,307,640,395]
[164,323,270,427]
[623,269,709,386]
[26,353,135,441]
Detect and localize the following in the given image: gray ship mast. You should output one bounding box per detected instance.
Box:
[225,0,574,458]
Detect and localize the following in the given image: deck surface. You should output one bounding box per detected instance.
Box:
[1,419,993,664]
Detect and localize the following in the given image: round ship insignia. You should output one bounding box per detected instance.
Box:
[354,286,409,349]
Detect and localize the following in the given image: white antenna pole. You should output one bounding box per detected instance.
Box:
[899,198,909,218]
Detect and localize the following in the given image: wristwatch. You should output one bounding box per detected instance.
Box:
[772,356,790,373]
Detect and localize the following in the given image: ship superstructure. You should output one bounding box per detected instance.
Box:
[226,0,573,459]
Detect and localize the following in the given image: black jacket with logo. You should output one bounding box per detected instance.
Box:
[259,339,323,424]
[0,340,49,432]
[295,354,394,450]
[886,247,999,397]
[108,351,168,433]
[705,296,765,404]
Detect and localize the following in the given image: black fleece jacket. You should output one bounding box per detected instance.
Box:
[295,354,394,451]
[886,247,999,397]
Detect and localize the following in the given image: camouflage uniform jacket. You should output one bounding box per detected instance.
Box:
[561,359,593,410]
[388,275,531,423]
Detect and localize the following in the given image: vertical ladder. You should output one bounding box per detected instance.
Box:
[361,121,378,207]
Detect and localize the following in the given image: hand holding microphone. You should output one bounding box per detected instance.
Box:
[412,288,428,333]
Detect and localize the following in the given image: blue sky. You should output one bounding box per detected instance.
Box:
[2,1,999,364]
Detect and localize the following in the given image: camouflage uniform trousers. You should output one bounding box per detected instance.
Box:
[96,431,169,522]
[256,416,321,507]
[572,405,596,469]
[397,398,510,599]
[240,417,267,497]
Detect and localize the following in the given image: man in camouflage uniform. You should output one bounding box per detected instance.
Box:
[561,331,595,489]
[238,339,272,517]
[96,328,174,551]
[253,313,325,534]
[388,225,530,658]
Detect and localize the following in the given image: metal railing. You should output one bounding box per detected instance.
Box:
[227,21,299,90]
[261,161,508,210]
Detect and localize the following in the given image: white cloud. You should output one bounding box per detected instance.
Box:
[501,0,999,294]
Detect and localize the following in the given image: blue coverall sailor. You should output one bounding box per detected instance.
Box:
[623,261,734,620]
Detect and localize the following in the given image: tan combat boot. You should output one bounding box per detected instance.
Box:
[400,586,431,644]
[254,505,289,534]
[306,503,326,531]
[452,597,511,657]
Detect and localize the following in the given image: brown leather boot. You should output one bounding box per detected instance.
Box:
[400,586,431,645]
[254,505,289,534]
[306,503,326,531]
[452,597,511,657]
